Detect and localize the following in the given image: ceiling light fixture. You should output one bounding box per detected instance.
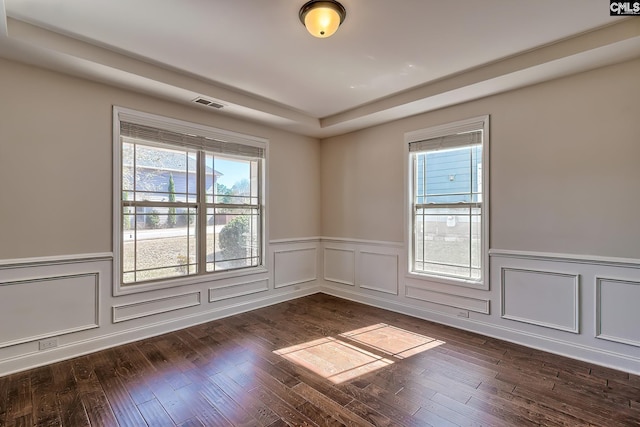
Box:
[299,0,346,38]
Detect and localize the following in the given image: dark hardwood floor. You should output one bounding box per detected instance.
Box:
[1,293,638,427]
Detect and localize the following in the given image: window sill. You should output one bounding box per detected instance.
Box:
[114,265,269,296]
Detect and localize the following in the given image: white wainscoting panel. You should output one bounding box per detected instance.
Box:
[1,244,320,376]
[113,291,201,323]
[273,248,317,289]
[359,252,398,295]
[209,279,269,302]
[596,277,640,347]
[324,247,355,286]
[0,273,99,348]
[501,267,580,333]
[405,285,490,314]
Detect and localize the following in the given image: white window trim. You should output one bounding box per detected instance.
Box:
[404,115,490,290]
[112,106,268,296]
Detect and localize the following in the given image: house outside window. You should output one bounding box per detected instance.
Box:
[406,116,489,289]
[114,107,266,293]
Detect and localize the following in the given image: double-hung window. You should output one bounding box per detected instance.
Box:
[407,116,489,288]
[114,107,265,291]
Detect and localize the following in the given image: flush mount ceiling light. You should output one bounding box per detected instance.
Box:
[299,0,346,38]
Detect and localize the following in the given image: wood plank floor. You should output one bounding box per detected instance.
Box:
[1,293,638,427]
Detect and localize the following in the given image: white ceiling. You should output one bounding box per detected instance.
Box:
[1,1,639,137]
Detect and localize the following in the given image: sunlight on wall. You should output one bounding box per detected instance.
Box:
[274,323,445,384]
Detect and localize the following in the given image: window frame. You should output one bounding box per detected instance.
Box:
[113,106,268,295]
[405,115,490,290]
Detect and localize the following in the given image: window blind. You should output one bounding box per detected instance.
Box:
[120,122,265,158]
[408,130,482,153]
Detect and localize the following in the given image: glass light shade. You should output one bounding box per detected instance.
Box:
[305,7,340,38]
[299,1,346,38]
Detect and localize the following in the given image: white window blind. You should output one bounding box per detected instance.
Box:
[408,130,482,153]
[120,122,265,158]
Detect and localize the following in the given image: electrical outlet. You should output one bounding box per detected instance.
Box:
[39,338,58,350]
[456,310,469,318]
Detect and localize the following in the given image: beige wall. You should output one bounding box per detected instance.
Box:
[1,57,638,260]
[321,59,640,259]
[0,59,321,259]
[321,125,405,243]
[268,129,321,240]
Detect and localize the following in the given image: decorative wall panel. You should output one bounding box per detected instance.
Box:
[324,247,355,286]
[501,267,579,333]
[274,248,317,288]
[596,277,640,347]
[405,285,489,313]
[113,292,200,323]
[359,251,398,295]
[0,273,99,348]
[209,279,269,302]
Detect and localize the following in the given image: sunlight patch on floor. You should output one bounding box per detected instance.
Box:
[274,336,393,383]
[339,323,445,359]
[274,324,444,383]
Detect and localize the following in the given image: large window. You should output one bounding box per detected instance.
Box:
[407,116,489,288]
[114,108,265,289]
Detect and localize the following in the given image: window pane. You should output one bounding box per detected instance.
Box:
[471,145,482,203]
[413,206,481,281]
[128,143,197,202]
[206,208,260,272]
[471,207,482,270]
[207,154,258,205]
[122,142,134,191]
[427,147,470,198]
[416,145,482,204]
[122,206,197,284]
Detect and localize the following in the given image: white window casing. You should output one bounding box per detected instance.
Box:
[405,115,490,290]
[113,107,267,295]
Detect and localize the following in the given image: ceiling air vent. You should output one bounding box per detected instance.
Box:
[193,97,225,109]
